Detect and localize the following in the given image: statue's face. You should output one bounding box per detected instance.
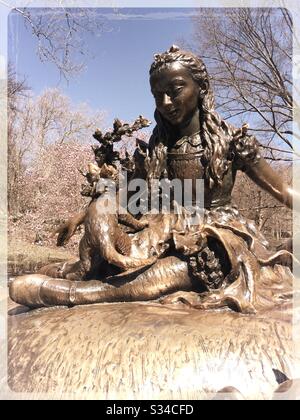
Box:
[150,62,200,127]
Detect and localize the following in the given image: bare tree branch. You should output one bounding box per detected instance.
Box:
[190,8,293,157]
[4,3,112,80]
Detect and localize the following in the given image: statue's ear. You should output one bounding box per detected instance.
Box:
[199,79,209,99]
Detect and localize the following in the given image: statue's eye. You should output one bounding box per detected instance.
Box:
[171,86,183,97]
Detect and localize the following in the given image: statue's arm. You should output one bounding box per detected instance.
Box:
[244,157,297,210]
[233,132,298,210]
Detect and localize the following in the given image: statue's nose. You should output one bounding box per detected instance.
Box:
[162,93,172,107]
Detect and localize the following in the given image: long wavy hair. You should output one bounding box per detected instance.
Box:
[149,45,235,187]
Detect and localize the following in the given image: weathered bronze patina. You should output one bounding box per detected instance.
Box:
[9,45,296,313]
[7,300,299,400]
[8,46,300,399]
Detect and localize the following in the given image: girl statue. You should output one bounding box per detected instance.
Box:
[9,46,297,313]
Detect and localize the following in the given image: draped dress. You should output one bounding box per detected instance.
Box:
[138,129,295,313]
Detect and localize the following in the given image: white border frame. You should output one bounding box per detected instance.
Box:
[1,0,299,400]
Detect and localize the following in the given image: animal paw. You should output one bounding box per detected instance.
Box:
[39,262,67,278]
[137,219,149,229]
[131,219,149,232]
[65,272,83,281]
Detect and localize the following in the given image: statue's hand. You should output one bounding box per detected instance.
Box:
[232,123,249,141]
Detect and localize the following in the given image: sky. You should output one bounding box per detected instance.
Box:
[5,4,297,150]
[8,7,199,128]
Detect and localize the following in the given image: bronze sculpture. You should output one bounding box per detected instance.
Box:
[9,45,296,312]
[8,46,300,399]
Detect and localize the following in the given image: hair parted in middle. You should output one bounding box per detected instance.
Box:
[149,45,237,187]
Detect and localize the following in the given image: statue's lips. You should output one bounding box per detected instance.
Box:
[165,109,179,120]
